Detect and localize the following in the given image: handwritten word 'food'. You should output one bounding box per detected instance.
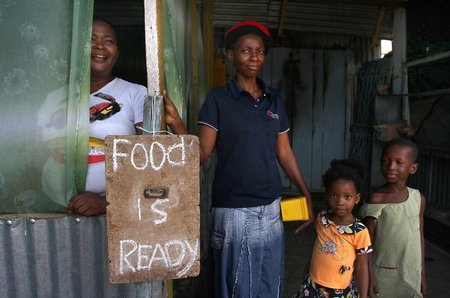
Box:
[112,137,186,172]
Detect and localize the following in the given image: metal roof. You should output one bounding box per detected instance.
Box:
[96,0,407,40]
[198,0,399,40]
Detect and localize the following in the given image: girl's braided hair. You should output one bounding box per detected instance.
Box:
[322,159,365,193]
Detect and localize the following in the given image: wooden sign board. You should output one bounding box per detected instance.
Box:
[105,135,200,283]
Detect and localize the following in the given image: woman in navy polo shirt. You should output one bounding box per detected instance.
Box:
[163,20,314,298]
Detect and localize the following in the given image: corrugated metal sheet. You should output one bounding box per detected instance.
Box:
[0,215,167,298]
[409,151,450,210]
[198,0,394,39]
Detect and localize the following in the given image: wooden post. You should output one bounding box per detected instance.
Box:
[189,0,200,131]
[143,0,164,134]
[202,0,214,91]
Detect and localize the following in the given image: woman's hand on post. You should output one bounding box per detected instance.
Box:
[162,90,188,134]
[68,192,107,216]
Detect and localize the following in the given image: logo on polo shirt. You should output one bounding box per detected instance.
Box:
[267,110,279,119]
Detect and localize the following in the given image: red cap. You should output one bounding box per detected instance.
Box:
[225,20,270,52]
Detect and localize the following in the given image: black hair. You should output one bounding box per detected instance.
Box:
[382,137,419,162]
[92,17,118,43]
[322,159,365,193]
[93,17,115,30]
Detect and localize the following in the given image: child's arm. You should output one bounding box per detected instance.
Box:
[419,193,427,296]
[355,252,370,298]
[364,217,379,297]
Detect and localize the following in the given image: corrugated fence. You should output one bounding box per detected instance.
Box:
[0,215,166,298]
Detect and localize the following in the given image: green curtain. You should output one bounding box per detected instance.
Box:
[163,0,206,128]
[0,0,93,214]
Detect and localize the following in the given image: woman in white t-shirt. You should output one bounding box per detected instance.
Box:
[68,18,145,216]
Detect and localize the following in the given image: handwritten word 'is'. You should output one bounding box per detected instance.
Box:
[112,137,186,172]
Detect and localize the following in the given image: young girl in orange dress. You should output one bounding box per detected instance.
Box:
[295,159,372,298]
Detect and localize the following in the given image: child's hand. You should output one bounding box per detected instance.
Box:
[294,218,313,233]
[294,204,314,233]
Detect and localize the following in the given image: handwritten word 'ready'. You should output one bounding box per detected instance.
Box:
[120,238,199,278]
[112,137,186,172]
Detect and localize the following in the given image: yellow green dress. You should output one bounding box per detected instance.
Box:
[359,187,423,298]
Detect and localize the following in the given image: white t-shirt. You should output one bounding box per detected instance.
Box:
[86,78,146,194]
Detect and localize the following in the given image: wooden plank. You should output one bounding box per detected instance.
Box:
[202,0,214,91]
[311,49,325,190]
[144,0,163,94]
[292,49,314,190]
[190,0,200,130]
[322,50,346,169]
[105,135,200,283]
[289,0,407,8]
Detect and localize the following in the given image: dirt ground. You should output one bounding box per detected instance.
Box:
[174,197,450,298]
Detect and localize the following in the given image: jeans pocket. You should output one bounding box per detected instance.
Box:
[210,230,224,250]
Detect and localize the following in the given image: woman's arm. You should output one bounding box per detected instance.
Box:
[355,253,370,298]
[276,132,314,232]
[162,90,216,164]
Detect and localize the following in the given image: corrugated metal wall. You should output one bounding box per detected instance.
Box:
[0,215,167,298]
[409,152,450,210]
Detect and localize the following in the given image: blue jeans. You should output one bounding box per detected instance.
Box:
[209,199,284,298]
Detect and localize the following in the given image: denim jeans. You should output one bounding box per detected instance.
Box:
[209,199,284,298]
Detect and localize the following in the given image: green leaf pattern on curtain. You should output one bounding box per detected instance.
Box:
[0,0,93,214]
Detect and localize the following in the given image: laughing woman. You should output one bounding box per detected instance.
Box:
[68,18,146,216]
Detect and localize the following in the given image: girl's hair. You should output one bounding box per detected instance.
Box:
[322,159,364,193]
[382,137,419,162]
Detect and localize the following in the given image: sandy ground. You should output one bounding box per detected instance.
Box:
[174,198,450,298]
[283,217,450,298]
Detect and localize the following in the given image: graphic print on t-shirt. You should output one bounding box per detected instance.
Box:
[90,92,122,122]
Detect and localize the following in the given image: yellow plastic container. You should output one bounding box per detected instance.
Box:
[280,196,309,221]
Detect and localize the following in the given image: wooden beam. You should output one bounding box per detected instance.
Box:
[144,0,163,94]
[371,7,386,47]
[289,0,408,8]
[278,0,288,37]
[202,0,214,91]
[190,0,200,130]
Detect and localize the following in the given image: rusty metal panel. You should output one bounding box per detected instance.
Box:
[105,135,200,283]
[0,215,167,298]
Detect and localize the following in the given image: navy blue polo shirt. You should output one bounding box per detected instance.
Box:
[198,78,290,208]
